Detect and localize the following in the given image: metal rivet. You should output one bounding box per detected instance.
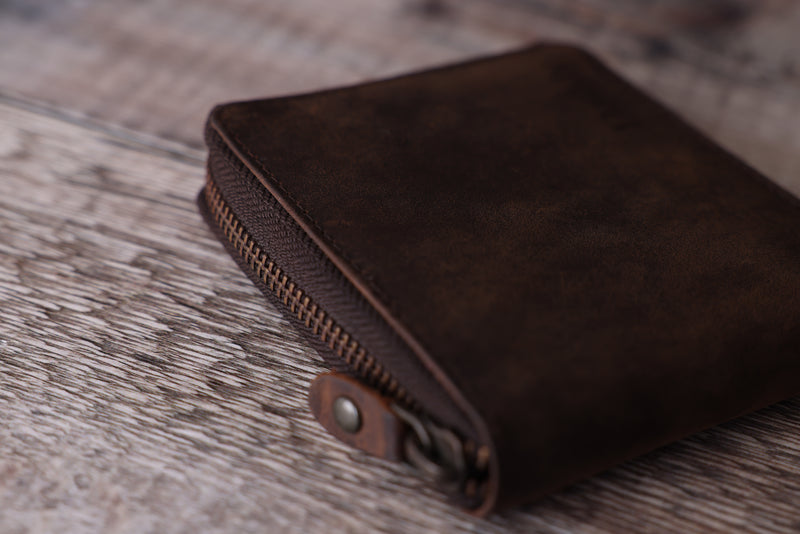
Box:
[332,396,361,433]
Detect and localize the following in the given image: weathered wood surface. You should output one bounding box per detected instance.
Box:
[1,0,799,195]
[2,0,800,532]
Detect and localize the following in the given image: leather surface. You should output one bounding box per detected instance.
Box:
[205,44,800,511]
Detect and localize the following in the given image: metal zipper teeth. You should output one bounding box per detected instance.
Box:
[205,176,415,406]
[205,175,490,501]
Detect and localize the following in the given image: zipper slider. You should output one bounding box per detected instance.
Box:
[391,403,467,493]
[308,372,467,489]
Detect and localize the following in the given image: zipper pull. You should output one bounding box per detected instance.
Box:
[309,372,407,461]
[391,403,466,493]
[308,372,467,489]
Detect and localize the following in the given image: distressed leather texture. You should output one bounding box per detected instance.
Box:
[203,44,800,512]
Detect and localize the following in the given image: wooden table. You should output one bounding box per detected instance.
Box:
[1,1,799,532]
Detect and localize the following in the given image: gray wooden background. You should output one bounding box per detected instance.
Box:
[1,1,799,532]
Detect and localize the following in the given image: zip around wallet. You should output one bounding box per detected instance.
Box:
[198,44,800,515]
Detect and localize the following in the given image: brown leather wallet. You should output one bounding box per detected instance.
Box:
[198,44,800,515]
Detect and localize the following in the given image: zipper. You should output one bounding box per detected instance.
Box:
[204,173,489,505]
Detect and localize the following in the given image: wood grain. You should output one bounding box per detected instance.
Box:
[1,0,799,195]
[1,0,800,532]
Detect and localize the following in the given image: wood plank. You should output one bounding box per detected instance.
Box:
[1,98,800,533]
[1,0,799,195]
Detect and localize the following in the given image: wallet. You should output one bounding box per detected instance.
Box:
[198,44,800,515]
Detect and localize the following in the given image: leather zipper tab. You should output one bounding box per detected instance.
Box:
[309,372,407,461]
[309,372,477,502]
